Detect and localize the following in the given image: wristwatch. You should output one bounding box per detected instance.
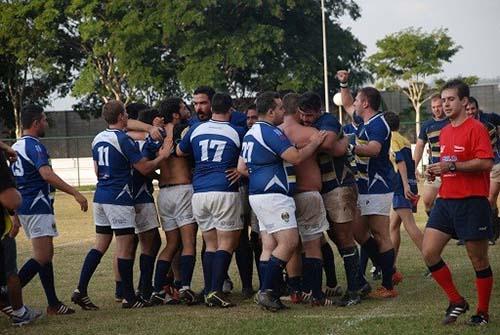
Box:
[448,162,456,172]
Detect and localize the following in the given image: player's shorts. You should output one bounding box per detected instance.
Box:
[158,184,195,231]
[18,214,58,239]
[322,184,358,224]
[134,202,159,234]
[358,193,393,216]
[93,203,135,234]
[427,197,492,241]
[1,236,18,277]
[293,192,328,242]
[393,184,419,213]
[249,193,297,234]
[424,176,442,188]
[192,192,242,232]
[490,163,500,183]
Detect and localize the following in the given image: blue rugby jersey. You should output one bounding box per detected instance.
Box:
[241,121,294,196]
[188,110,248,129]
[92,129,143,206]
[314,114,356,193]
[355,113,394,194]
[178,120,244,193]
[132,136,163,204]
[390,131,417,195]
[11,136,55,215]
[418,118,449,165]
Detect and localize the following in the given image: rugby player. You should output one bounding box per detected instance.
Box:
[11,105,88,315]
[424,80,494,325]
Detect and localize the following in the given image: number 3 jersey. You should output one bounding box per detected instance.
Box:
[178,120,245,193]
[92,129,143,206]
[11,136,55,215]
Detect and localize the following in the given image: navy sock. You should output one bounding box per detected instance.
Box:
[180,255,195,288]
[39,262,59,307]
[258,261,268,290]
[18,258,41,287]
[287,276,302,293]
[339,246,360,292]
[77,249,103,295]
[139,254,155,299]
[235,232,253,290]
[304,258,324,300]
[321,242,337,288]
[359,237,380,284]
[301,253,311,292]
[379,249,395,290]
[211,250,233,292]
[115,281,123,299]
[173,280,182,290]
[202,251,215,295]
[262,255,286,291]
[153,260,171,292]
[359,247,369,278]
[117,258,135,303]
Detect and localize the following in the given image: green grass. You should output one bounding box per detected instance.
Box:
[1,191,499,334]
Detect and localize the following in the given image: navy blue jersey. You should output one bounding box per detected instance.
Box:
[314,114,356,193]
[391,131,417,195]
[132,136,163,204]
[418,118,449,165]
[178,120,244,193]
[92,129,143,206]
[11,136,54,215]
[241,121,294,195]
[187,110,248,129]
[343,123,358,138]
[355,113,394,194]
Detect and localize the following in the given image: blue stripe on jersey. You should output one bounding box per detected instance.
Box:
[92,129,143,206]
[391,131,417,195]
[242,121,293,195]
[418,118,449,165]
[178,120,244,193]
[132,136,162,204]
[11,136,54,215]
[355,113,394,194]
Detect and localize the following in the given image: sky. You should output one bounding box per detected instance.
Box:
[47,0,500,110]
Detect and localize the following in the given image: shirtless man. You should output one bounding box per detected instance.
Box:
[280,93,331,306]
[150,98,198,305]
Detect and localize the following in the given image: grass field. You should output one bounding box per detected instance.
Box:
[1,191,499,334]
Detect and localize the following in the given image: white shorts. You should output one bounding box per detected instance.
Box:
[249,193,297,234]
[192,192,242,232]
[93,203,136,230]
[158,185,195,231]
[293,192,328,242]
[357,193,393,216]
[19,214,58,239]
[134,202,159,234]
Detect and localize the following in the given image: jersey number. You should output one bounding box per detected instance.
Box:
[199,139,227,162]
[12,159,24,176]
[241,142,254,162]
[97,146,109,166]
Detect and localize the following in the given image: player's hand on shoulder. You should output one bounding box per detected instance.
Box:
[5,146,18,162]
[149,126,164,141]
[310,130,328,146]
[74,191,88,212]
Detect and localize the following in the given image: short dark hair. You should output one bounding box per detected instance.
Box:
[256,91,280,115]
[211,93,232,114]
[441,79,469,100]
[126,102,149,120]
[138,108,161,125]
[468,96,479,108]
[245,104,256,113]
[102,100,125,125]
[283,93,300,115]
[21,104,44,129]
[430,93,442,102]
[194,86,215,102]
[158,97,183,123]
[298,92,322,112]
[359,87,381,111]
[383,111,399,131]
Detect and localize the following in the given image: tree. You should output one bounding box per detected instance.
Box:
[366,27,461,137]
[0,0,81,137]
[161,0,368,100]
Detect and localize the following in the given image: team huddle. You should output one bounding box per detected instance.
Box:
[0,71,496,326]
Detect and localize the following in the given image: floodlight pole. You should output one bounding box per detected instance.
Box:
[321,0,330,113]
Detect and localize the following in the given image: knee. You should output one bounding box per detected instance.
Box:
[470,255,490,271]
[421,245,438,265]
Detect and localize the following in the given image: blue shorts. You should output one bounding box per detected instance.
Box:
[426,197,493,241]
[392,184,418,213]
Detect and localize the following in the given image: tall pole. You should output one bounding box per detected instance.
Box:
[321,0,330,113]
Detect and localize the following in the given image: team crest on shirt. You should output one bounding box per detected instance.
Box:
[281,212,290,222]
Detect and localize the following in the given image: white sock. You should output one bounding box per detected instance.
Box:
[12,306,26,317]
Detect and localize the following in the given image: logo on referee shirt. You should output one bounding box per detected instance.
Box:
[281,212,290,222]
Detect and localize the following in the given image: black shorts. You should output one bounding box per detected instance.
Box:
[426,197,493,241]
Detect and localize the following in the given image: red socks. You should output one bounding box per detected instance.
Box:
[428,260,463,304]
[475,267,493,315]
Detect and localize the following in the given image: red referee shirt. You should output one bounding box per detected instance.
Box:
[439,117,493,199]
